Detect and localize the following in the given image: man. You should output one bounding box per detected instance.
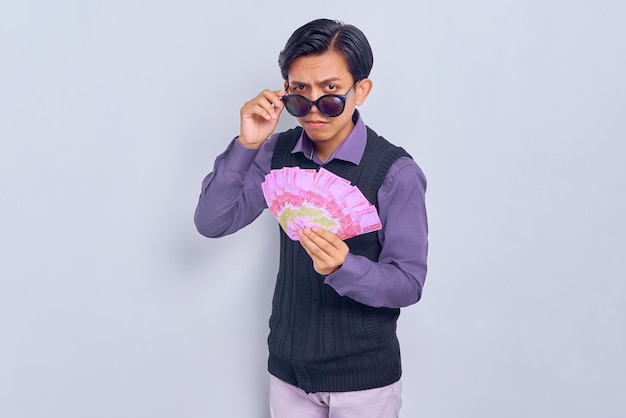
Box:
[194,18,428,418]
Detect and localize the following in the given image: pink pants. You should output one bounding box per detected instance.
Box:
[269,374,402,418]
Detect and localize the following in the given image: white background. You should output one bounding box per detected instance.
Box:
[1,1,625,417]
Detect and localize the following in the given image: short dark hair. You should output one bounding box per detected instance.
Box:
[278,18,374,83]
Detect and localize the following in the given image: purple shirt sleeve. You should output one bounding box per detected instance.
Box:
[194,135,278,237]
[324,156,428,308]
[194,136,428,309]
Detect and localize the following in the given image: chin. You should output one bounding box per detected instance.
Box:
[304,132,331,143]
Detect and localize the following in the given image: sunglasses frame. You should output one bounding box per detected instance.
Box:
[282,85,355,118]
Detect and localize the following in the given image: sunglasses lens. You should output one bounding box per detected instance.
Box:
[318,96,345,117]
[283,95,310,117]
[283,92,348,118]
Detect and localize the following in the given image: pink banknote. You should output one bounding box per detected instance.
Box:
[261,167,382,241]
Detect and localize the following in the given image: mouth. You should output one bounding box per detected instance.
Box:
[304,120,327,128]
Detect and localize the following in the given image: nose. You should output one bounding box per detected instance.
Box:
[309,102,320,114]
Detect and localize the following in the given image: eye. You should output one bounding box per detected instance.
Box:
[296,84,306,91]
[327,84,336,91]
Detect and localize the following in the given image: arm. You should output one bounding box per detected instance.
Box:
[300,157,428,308]
[194,137,276,237]
[194,89,286,237]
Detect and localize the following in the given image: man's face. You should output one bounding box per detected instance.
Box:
[285,50,368,154]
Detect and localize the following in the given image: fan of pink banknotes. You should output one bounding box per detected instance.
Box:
[261,167,382,241]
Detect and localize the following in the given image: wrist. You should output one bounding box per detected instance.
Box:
[237,136,262,149]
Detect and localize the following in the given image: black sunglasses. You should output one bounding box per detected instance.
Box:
[282,86,354,118]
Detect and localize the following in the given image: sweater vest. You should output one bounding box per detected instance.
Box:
[267,125,412,393]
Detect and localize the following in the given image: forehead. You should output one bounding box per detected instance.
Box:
[287,50,353,84]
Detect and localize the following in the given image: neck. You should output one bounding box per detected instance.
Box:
[310,123,355,163]
[313,141,340,163]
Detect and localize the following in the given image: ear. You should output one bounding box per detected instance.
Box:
[355,78,373,106]
[284,80,289,90]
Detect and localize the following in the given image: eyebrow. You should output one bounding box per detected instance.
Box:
[288,77,342,87]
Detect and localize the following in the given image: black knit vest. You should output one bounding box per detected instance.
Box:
[267,125,412,393]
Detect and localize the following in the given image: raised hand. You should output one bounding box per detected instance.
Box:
[239,89,286,149]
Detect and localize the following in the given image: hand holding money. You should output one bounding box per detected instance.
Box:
[298,227,349,276]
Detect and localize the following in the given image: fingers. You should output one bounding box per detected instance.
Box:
[241,89,285,121]
[298,227,349,276]
[300,226,344,251]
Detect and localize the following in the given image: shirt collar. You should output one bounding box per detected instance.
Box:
[291,110,367,166]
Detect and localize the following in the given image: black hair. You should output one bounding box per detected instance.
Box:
[278,18,374,83]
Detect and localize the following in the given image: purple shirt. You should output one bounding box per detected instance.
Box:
[194,112,428,308]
